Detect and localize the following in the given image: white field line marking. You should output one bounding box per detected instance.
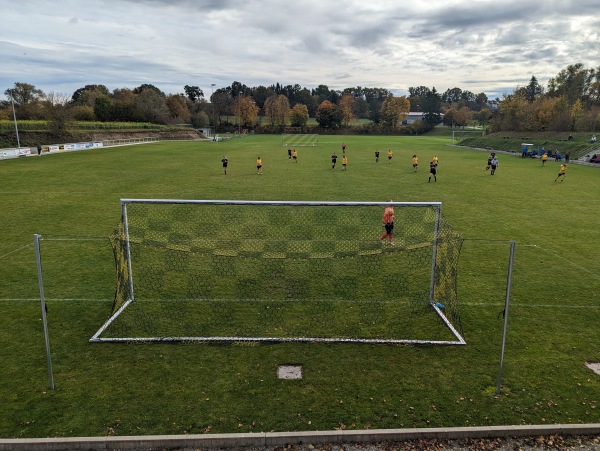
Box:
[0,243,33,259]
[521,243,600,279]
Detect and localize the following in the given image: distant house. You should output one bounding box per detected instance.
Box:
[402,112,425,125]
[199,127,213,138]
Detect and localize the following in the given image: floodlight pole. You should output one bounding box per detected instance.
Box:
[211,83,216,136]
[11,96,21,148]
[496,239,516,395]
[34,234,55,390]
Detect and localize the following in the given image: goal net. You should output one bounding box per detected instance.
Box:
[92,200,465,345]
[452,129,484,144]
[281,134,319,147]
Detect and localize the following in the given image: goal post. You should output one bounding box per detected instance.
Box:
[92,200,465,345]
[281,134,319,147]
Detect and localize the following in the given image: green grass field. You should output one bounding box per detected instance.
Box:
[1,134,599,438]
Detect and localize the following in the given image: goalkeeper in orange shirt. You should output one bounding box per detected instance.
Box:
[380,201,395,244]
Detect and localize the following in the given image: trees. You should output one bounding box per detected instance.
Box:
[4,82,45,119]
[264,94,290,127]
[184,86,202,102]
[134,88,169,123]
[525,76,543,102]
[211,90,230,127]
[251,85,274,112]
[166,94,191,124]
[71,84,110,105]
[315,100,343,128]
[547,63,595,107]
[183,85,204,102]
[421,87,443,126]
[362,87,389,122]
[234,94,259,127]
[312,85,340,105]
[339,94,355,127]
[289,103,309,127]
[380,95,410,127]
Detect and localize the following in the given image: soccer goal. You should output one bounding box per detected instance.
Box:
[91,200,465,345]
[281,134,319,147]
[452,128,484,144]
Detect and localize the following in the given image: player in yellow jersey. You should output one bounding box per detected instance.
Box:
[554,164,567,181]
[292,148,298,162]
[256,156,263,174]
[541,152,548,166]
[387,150,393,163]
[342,155,347,170]
[432,155,439,167]
[412,154,419,172]
[380,201,395,244]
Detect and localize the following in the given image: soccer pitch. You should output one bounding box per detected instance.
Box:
[0,134,599,438]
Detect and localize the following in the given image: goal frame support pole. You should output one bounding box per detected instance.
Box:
[34,233,55,390]
[496,239,516,395]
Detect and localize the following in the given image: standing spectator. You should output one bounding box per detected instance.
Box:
[221,155,228,175]
[37,144,42,156]
[565,150,570,163]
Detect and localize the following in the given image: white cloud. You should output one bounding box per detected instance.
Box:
[1,0,598,100]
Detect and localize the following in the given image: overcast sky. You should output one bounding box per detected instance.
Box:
[1,0,599,101]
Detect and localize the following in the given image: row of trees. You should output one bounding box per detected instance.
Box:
[490,64,600,132]
[2,63,599,134]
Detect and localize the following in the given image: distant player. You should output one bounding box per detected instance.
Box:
[375,150,380,163]
[287,148,292,159]
[428,160,437,182]
[380,201,394,244]
[554,164,567,181]
[342,154,348,170]
[221,155,228,175]
[387,149,393,163]
[331,152,338,170]
[256,156,263,174]
[342,143,346,153]
[432,155,439,167]
[485,152,495,170]
[292,148,298,162]
[412,154,419,172]
[490,156,499,175]
[541,152,548,166]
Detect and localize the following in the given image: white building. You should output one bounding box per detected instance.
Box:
[402,112,425,125]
